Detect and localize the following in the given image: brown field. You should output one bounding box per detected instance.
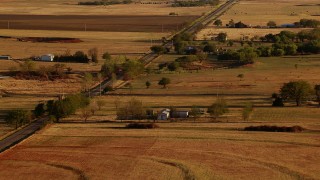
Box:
[0,1,213,16]
[0,121,319,179]
[219,0,320,26]
[0,29,167,59]
[0,14,198,32]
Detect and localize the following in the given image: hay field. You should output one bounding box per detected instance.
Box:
[219,0,320,26]
[0,121,319,179]
[0,29,167,59]
[0,0,212,16]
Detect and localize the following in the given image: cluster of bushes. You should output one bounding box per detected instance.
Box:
[294,19,320,28]
[47,94,91,122]
[78,0,132,5]
[11,60,70,80]
[101,59,144,80]
[260,29,320,54]
[126,123,159,129]
[173,33,194,54]
[218,47,258,64]
[55,51,89,63]
[244,125,304,132]
[55,48,98,63]
[172,0,219,7]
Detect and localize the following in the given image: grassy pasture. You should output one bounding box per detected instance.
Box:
[113,55,320,95]
[219,0,320,26]
[0,121,318,179]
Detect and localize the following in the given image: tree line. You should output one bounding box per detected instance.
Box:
[78,0,132,5]
[172,0,219,7]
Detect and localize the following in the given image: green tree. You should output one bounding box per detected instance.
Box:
[238,47,258,64]
[227,40,234,47]
[158,77,171,88]
[88,47,98,63]
[267,21,277,27]
[5,110,32,129]
[203,42,216,54]
[20,60,35,73]
[216,32,228,43]
[207,98,228,121]
[117,98,145,120]
[280,80,313,106]
[102,51,111,62]
[150,45,167,54]
[242,103,253,121]
[145,81,151,89]
[315,85,320,106]
[214,19,222,26]
[34,103,45,117]
[190,105,201,123]
[237,74,244,81]
[96,99,106,110]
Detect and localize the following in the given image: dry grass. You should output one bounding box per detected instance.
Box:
[114,55,320,95]
[0,0,212,16]
[0,121,318,179]
[219,0,320,26]
[0,29,167,59]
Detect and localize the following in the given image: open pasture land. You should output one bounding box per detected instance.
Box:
[0,29,167,59]
[0,122,319,179]
[219,0,320,26]
[0,14,198,32]
[0,0,212,16]
[114,55,320,95]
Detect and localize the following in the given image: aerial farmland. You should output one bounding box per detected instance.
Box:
[0,0,319,179]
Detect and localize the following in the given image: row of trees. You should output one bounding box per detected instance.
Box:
[78,0,132,5]
[55,48,98,63]
[172,0,219,7]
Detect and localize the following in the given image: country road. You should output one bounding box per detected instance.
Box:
[0,0,238,153]
[90,0,238,96]
[0,117,46,153]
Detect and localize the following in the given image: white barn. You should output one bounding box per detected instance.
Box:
[40,54,54,62]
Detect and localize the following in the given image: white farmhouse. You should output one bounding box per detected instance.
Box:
[40,54,54,62]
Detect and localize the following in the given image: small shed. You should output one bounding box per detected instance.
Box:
[157,109,170,120]
[40,54,54,62]
[0,55,12,60]
[172,111,189,118]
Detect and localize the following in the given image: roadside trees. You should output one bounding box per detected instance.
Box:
[145,81,151,89]
[280,80,313,106]
[150,45,167,55]
[34,103,45,117]
[5,110,32,129]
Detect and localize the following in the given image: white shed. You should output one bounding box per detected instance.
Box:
[157,109,170,120]
[40,54,54,62]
